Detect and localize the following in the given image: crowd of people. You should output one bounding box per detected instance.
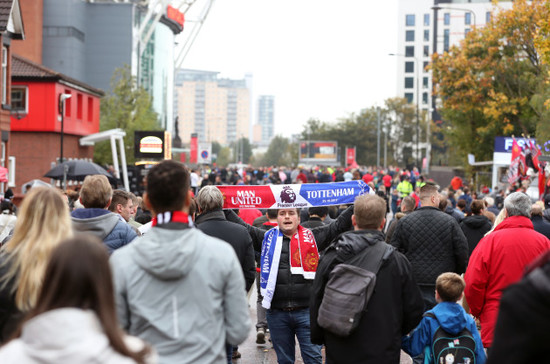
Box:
[0,161,547,363]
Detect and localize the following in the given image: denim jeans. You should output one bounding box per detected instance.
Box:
[266,308,322,364]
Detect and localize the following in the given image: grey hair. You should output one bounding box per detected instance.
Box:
[504,192,531,218]
[196,186,223,212]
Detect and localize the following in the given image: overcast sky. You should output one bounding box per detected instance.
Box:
[181,0,399,138]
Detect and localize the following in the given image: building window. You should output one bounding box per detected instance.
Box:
[424,45,430,57]
[444,29,450,52]
[423,61,429,72]
[424,14,430,26]
[11,87,27,112]
[405,93,414,103]
[444,13,450,26]
[424,29,430,42]
[406,14,415,26]
[64,90,71,117]
[1,47,7,105]
[77,94,83,119]
[465,12,471,25]
[423,77,429,89]
[405,62,414,73]
[486,12,491,23]
[406,30,415,42]
[87,97,93,121]
[405,77,414,89]
[422,92,429,105]
[405,46,415,57]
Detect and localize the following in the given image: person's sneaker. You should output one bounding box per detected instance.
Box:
[256,328,266,344]
[232,350,241,359]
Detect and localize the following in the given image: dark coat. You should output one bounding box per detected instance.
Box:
[390,206,468,287]
[460,214,492,256]
[531,215,550,240]
[445,205,464,223]
[487,251,550,363]
[196,210,256,292]
[0,255,22,343]
[226,206,353,309]
[300,217,325,229]
[310,230,424,364]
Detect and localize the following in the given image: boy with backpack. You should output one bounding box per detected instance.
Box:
[402,272,486,364]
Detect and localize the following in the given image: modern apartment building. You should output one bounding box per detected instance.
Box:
[396,0,512,114]
[174,69,250,145]
[254,95,274,146]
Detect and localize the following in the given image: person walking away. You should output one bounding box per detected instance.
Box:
[110,161,250,364]
[0,187,73,342]
[390,182,468,310]
[311,194,423,364]
[464,192,550,351]
[402,272,486,364]
[0,234,156,364]
[460,200,492,257]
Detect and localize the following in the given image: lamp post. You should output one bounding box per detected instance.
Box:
[389,53,420,169]
[59,93,71,190]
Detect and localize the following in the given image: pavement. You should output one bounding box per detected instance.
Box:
[234,281,413,364]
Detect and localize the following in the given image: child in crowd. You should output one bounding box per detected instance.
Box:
[402,272,486,364]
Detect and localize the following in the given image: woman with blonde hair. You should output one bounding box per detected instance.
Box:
[0,187,73,342]
[0,234,155,363]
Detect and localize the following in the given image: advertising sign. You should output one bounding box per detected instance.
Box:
[346,147,356,166]
[299,141,338,164]
[134,131,169,159]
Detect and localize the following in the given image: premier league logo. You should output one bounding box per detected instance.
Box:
[280,186,297,203]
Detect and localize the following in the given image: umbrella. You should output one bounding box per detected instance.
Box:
[44,160,116,182]
[22,179,52,194]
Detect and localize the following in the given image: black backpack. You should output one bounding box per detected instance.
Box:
[424,312,477,364]
[317,238,393,337]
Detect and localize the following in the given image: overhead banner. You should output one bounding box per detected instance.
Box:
[217,180,374,209]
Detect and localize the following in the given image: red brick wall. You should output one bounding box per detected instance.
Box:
[10,131,94,194]
[11,0,43,64]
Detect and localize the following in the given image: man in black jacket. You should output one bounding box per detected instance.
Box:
[310,194,423,364]
[390,182,468,310]
[195,186,256,291]
[226,203,354,364]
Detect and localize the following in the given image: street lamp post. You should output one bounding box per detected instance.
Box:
[389,53,420,169]
[59,93,71,190]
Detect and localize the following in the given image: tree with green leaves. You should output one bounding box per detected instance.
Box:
[230,137,253,164]
[94,65,161,165]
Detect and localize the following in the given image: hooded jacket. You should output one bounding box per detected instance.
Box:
[402,301,486,364]
[0,308,152,364]
[310,230,424,364]
[460,214,492,256]
[71,208,137,254]
[464,215,550,347]
[110,224,250,364]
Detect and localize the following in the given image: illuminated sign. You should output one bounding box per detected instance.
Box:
[134,131,171,159]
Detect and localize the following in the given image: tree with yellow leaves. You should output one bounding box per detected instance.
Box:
[432,0,550,162]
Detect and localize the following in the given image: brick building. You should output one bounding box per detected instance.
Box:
[10,54,103,194]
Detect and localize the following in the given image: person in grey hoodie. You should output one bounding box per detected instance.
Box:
[110,160,250,364]
[71,175,137,254]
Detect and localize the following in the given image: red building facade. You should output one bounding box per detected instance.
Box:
[10,55,103,194]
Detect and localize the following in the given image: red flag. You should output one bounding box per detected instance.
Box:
[511,138,521,161]
[539,168,546,198]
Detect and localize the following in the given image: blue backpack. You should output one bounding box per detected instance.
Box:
[423,312,476,364]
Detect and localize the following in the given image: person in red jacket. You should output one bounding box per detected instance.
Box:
[464,192,550,350]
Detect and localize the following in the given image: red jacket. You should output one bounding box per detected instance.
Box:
[464,216,550,347]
